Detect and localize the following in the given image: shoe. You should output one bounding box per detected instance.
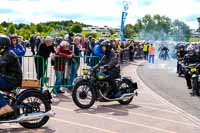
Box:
[188,86,192,89]
[0,105,14,116]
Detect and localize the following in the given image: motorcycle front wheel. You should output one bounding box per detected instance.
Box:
[192,78,200,96]
[72,81,96,109]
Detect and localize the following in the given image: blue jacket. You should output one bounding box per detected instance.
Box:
[9,44,26,65]
[93,44,104,58]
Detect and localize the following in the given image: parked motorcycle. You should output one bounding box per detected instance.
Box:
[185,63,200,96]
[72,66,138,109]
[0,88,54,128]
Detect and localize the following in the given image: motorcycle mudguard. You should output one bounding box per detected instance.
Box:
[121,77,138,90]
[16,89,52,104]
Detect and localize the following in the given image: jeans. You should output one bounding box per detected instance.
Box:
[144,52,148,60]
[54,71,64,92]
[67,62,79,90]
[149,55,155,64]
[0,76,15,108]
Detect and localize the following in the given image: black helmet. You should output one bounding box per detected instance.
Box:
[101,40,112,48]
[0,35,10,49]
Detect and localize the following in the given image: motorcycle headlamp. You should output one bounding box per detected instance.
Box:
[191,68,197,73]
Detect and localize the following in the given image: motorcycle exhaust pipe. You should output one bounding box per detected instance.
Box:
[0,111,55,124]
[99,90,135,101]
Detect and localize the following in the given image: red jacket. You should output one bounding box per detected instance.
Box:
[54,46,73,71]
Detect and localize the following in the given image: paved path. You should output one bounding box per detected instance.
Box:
[1,60,200,133]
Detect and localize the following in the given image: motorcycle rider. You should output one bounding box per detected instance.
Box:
[0,35,22,116]
[184,46,200,90]
[177,45,186,73]
[94,40,120,98]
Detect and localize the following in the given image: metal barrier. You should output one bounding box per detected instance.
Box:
[45,56,100,90]
[19,56,45,89]
[18,55,100,91]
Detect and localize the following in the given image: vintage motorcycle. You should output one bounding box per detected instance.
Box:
[72,65,138,109]
[177,58,185,77]
[0,87,54,128]
[185,63,200,96]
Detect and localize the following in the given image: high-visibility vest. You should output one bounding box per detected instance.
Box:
[149,46,155,55]
[143,44,148,52]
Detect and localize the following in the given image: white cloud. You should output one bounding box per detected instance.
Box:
[0,0,199,29]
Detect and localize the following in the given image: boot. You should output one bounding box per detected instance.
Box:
[0,105,14,116]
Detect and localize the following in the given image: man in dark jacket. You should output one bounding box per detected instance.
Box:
[35,36,55,80]
[184,46,200,90]
[0,35,22,116]
[94,41,120,98]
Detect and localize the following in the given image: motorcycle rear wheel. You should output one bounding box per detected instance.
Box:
[16,92,51,128]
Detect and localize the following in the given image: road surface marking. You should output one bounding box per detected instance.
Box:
[52,118,118,133]
[100,106,200,128]
[53,106,176,133]
[140,105,178,114]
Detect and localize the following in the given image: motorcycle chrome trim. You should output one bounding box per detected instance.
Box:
[99,90,134,101]
[0,111,55,124]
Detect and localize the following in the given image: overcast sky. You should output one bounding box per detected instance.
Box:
[0,0,199,29]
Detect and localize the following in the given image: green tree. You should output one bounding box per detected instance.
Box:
[134,14,172,40]
[8,24,16,34]
[109,29,114,36]
[124,24,136,39]
[85,32,97,38]
[36,24,43,33]
[0,25,5,33]
[171,20,191,41]
[71,24,82,33]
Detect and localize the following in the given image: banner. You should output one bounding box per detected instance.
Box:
[120,11,128,41]
[120,1,129,41]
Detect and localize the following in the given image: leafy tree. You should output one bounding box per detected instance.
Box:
[8,24,16,34]
[124,24,136,39]
[71,24,82,33]
[171,20,191,41]
[85,32,97,38]
[109,29,114,36]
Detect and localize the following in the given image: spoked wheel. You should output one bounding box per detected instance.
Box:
[16,92,51,128]
[118,80,134,105]
[72,81,96,109]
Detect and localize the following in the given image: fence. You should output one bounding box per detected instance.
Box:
[19,55,100,90]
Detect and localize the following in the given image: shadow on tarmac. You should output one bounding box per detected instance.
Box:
[0,126,55,133]
[74,104,140,116]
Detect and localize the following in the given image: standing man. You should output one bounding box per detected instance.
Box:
[35,36,55,80]
[67,37,81,91]
[143,42,149,60]
[148,44,155,64]
[30,34,36,55]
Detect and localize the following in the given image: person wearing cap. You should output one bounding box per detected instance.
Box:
[35,36,55,80]
[9,34,26,65]
[53,41,73,94]
[0,35,22,116]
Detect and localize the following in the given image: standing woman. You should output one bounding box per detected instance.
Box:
[9,34,26,65]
